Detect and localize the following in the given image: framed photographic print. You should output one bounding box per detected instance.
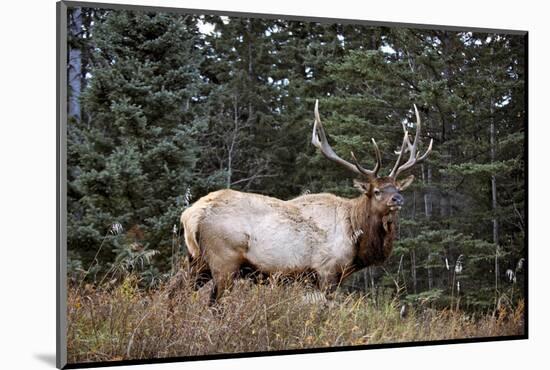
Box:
[57,1,527,368]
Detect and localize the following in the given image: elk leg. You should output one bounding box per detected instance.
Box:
[317,272,339,300]
[188,255,212,290]
[209,269,238,306]
[209,284,218,306]
[207,253,241,305]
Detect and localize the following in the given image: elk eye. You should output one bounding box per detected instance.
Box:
[373,189,381,196]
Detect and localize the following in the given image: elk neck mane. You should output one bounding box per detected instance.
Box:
[349,195,397,269]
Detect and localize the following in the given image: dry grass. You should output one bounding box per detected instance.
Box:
[67,270,524,364]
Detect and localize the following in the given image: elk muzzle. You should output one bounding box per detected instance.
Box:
[387,193,404,211]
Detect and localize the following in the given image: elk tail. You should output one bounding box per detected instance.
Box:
[180,208,201,259]
[181,207,213,290]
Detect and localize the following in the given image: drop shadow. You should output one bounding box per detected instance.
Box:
[34,353,57,367]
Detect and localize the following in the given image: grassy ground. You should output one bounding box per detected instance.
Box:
[67,272,524,364]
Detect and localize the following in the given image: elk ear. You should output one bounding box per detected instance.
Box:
[353,179,371,194]
[397,175,415,191]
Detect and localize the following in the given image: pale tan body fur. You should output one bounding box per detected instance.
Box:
[181,189,358,294]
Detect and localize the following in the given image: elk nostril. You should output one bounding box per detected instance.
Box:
[392,194,404,205]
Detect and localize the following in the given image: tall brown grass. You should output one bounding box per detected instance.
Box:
[67,267,524,364]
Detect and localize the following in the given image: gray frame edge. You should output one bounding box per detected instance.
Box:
[61,0,527,35]
[57,1,68,369]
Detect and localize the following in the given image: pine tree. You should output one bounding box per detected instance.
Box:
[68,9,205,275]
[197,16,287,195]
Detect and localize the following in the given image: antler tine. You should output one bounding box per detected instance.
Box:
[417,137,433,161]
[350,141,380,177]
[312,100,379,177]
[390,104,433,179]
[389,130,409,178]
[312,100,362,176]
[371,138,382,174]
[411,104,422,154]
[311,100,324,148]
[352,138,382,176]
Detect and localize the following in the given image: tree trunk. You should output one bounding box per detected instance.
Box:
[247,23,254,123]
[411,190,417,294]
[363,269,368,294]
[427,254,433,290]
[411,249,417,294]
[369,267,376,304]
[227,96,239,188]
[422,164,433,218]
[490,97,500,296]
[412,190,417,219]
[440,192,448,218]
[422,164,433,290]
[68,8,82,120]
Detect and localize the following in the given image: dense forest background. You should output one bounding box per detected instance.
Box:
[66,7,526,312]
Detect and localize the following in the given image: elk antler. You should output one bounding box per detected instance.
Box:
[388,104,433,179]
[312,100,381,178]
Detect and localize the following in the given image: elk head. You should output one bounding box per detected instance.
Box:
[311,100,433,216]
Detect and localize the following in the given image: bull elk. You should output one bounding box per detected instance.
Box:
[181,100,433,304]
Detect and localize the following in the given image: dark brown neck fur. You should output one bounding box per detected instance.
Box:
[349,195,397,270]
